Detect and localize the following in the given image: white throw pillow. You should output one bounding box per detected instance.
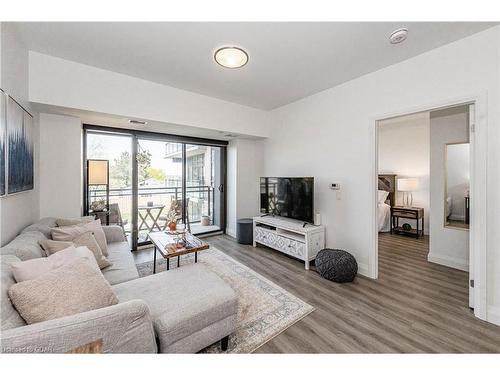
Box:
[11,246,100,283]
[378,190,390,204]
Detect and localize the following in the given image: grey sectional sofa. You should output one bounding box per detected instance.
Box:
[0,218,237,353]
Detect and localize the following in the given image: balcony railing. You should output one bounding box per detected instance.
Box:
[88,185,216,233]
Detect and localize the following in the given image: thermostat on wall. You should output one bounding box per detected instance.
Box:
[330,183,340,190]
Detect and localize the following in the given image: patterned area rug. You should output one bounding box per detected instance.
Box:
[135,248,314,353]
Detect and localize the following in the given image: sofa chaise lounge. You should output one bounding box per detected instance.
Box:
[0,218,237,353]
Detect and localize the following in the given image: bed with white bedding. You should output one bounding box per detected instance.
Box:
[378,201,391,232]
[378,174,396,232]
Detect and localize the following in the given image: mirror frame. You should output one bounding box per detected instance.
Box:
[443,141,470,231]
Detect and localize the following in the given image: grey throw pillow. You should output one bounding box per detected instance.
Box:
[40,232,112,269]
[51,220,109,257]
[8,259,119,325]
[55,216,95,227]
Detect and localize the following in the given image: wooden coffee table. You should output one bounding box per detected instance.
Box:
[148,230,209,273]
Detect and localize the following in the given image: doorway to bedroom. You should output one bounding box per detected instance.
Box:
[376,104,472,311]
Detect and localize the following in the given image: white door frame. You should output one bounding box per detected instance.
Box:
[369,92,488,321]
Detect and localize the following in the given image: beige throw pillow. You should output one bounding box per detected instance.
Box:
[55,216,95,227]
[79,220,109,257]
[52,220,109,257]
[11,246,100,283]
[41,232,112,269]
[8,259,119,325]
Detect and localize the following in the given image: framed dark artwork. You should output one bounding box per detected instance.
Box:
[0,92,5,196]
[6,96,34,194]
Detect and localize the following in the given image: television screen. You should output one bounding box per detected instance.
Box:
[260,177,314,223]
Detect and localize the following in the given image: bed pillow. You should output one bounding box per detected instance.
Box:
[8,259,118,325]
[378,190,390,204]
[40,232,112,269]
[11,246,100,283]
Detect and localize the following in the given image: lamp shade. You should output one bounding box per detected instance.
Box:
[397,178,419,192]
[88,160,108,185]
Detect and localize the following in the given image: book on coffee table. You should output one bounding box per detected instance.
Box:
[148,230,209,259]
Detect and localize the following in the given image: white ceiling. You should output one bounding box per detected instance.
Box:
[13,22,497,110]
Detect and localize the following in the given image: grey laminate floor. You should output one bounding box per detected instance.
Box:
[132,233,500,353]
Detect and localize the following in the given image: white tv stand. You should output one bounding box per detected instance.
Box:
[253,216,325,270]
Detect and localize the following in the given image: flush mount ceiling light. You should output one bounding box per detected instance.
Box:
[128,119,148,125]
[389,28,408,44]
[214,46,248,69]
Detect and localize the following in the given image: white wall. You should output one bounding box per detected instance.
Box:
[29,52,270,139]
[265,26,500,322]
[428,108,469,271]
[378,112,430,234]
[0,23,39,246]
[226,138,264,237]
[38,113,82,218]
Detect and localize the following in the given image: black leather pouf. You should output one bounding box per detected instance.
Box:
[315,248,358,283]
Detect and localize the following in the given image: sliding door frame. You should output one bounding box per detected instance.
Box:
[83,124,228,250]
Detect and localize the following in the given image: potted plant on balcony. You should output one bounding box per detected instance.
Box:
[165,200,182,231]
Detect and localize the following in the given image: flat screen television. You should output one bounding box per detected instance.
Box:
[260,177,314,223]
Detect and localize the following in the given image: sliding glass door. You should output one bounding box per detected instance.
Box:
[184,144,224,234]
[135,139,184,244]
[85,131,133,235]
[84,126,226,250]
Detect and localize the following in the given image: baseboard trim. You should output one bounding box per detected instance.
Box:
[488,306,500,326]
[357,262,369,278]
[226,228,236,238]
[427,253,468,271]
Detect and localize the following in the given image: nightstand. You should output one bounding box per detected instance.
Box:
[391,206,424,239]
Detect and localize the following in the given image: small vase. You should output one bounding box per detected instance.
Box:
[168,221,177,231]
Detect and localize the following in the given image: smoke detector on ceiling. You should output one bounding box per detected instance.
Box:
[389,28,408,44]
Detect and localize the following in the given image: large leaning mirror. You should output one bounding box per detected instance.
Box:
[444,142,470,230]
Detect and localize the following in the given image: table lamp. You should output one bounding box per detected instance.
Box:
[397,178,419,207]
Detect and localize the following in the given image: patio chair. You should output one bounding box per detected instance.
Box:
[109,203,128,229]
[94,203,128,232]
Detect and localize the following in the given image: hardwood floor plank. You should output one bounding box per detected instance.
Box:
[133,232,500,353]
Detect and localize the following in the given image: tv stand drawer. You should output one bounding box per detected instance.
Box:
[253,216,325,270]
[255,227,305,258]
[254,227,277,246]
